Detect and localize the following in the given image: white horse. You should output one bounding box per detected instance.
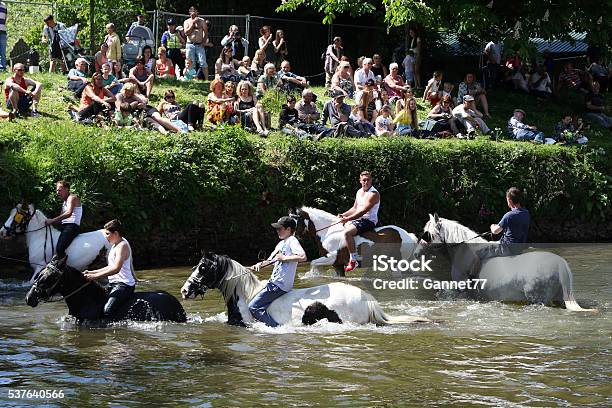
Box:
[419,214,596,312]
[291,207,418,275]
[181,252,429,326]
[1,203,110,282]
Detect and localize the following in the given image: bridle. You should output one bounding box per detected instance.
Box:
[31,263,91,302]
[2,206,36,237]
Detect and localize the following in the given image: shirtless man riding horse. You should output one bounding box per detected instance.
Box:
[338,171,380,272]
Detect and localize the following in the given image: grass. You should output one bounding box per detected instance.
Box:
[1,71,610,153]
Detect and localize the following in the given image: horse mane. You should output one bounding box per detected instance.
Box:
[217,257,265,303]
[301,206,342,235]
[427,217,488,243]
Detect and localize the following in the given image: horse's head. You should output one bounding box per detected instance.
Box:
[288,207,311,239]
[25,256,68,307]
[181,252,226,299]
[1,203,35,238]
[414,213,446,257]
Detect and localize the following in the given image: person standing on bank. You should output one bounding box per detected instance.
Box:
[249,216,306,327]
[83,219,136,319]
[183,5,208,80]
[41,14,67,73]
[45,180,82,258]
[338,171,380,273]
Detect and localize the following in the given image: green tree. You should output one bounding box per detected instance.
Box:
[277,0,610,47]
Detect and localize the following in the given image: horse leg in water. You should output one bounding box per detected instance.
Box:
[302,301,343,325]
[334,248,350,277]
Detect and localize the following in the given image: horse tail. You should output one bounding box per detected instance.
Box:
[362,291,430,325]
[558,258,597,312]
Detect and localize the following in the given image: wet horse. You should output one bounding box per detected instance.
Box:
[25,256,187,322]
[418,214,596,311]
[290,207,418,276]
[1,203,110,282]
[181,252,429,327]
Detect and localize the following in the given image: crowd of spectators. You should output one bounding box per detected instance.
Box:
[1,4,610,140]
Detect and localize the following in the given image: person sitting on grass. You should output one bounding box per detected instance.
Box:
[507,108,546,143]
[554,113,588,145]
[93,43,108,73]
[71,73,115,124]
[528,64,552,98]
[181,58,198,82]
[295,88,333,139]
[257,63,279,97]
[383,62,410,103]
[393,97,429,138]
[375,104,394,136]
[207,78,236,125]
[279,94,308,139]
[321,90,366,138]
[426,95,461,136]
[4,63,43,117]
[215,45,241,83]
[234,80,270,136]
[277,60,308,93]
[101,62,122,95]
[354,79,378,135]
[128,57,154,98]
[585,81,612,130]
[66,58,90,98]
[238,56,254,83]
[157,89,205,132]
[113,102,141,129]
[423,70,443,107]
[452,95,490,138]
[115,82,147,112]
[457,73,490,117]
[330,61,354,98]
[155,46,176,79]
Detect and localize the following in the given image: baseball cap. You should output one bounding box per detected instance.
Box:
[330,89,347,100]
[513,108,526,115]
[271,216,297,230]
[463,95,475,102]
[75,57,89,66]
[167,18,176,25]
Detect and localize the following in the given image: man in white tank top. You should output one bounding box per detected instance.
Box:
[337,171,380,272]
[45,180,82,258]
[83,219,136,318]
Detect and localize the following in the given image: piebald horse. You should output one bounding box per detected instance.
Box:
[419,214,596,312]
[181,252,429,327]
[1,203,110,282]
[290,207,418,276]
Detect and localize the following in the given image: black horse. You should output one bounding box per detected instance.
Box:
[25,256,187,323]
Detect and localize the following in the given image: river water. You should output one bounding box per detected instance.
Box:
[1,245,610,407]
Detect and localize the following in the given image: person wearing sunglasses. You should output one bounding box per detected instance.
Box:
[4,63,43,117]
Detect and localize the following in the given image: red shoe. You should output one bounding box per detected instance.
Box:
[344,260,358,273]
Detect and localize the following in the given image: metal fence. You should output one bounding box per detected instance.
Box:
[3,2,393,81]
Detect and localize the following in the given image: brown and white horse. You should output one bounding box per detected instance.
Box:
[290,207,418,276]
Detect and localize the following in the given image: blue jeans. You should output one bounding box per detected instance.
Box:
[586,112,612,129]
[248,281,287,327]
[396,124,412,135]
[515,129,544,143]
[0,31,6,71]
[186,43,207,70]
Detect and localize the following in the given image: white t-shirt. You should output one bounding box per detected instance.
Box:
[375,115,393,134]
[452,104,475,119]
[355,68,375,87]
[512,71,529,91]
[427,77,441,93]
[268,235,305,292]
[530,72,551,92]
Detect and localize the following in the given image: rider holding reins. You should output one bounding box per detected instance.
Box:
[338,171,380,272]
[45,180,82,259]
